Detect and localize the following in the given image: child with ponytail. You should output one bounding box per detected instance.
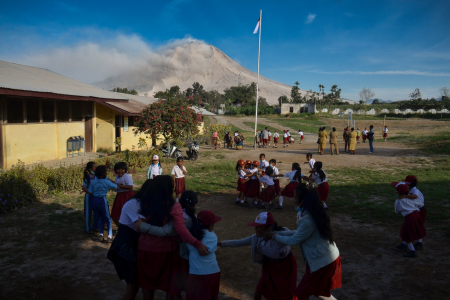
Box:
[274,162,303,210]
[236,159,251,206]
[81,161,98,233]
[304,161,329,209]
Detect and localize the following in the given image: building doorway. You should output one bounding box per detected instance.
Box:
[84,103,93,152]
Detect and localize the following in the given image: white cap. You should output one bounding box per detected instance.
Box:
[152,155,159,160]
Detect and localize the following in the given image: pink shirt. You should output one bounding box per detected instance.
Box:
[138,202,202,252]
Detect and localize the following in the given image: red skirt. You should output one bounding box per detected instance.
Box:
[245,179,260,197]
[301,136,304,141]
[269,136,271,141]
[281,182,298,198]
[274,179,281,195]
[383,132,388,138]
[296,255,342,299]
[419,206,427,225]
[400,211,427,242]
[185,272,221,300]
[260,186,276,203]
[257,252,297,300]
[137,247,188,295]
[111,190,135,220]
[317,182,329,202]
[274,137,279,143]
[237,178,247,192]
[175,177,186,195]
[362,135,367,141]
[283,137,288,144]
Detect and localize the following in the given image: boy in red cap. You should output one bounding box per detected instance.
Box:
[219,212,297,300]
[392,182,426,258]
[185,210,222,300]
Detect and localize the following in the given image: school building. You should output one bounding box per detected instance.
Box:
[280,103,317,114]
[0,60,211,169]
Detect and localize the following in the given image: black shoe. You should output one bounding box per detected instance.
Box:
[86,230,94,234]
[396,243,408,251]
[258,204,266,209]
[274,205,282,210]
[251,203,259,208]
[414,242,423,250]
[240,202,249,207]
[403,250,417,258]
[235,201,240,205]
[269,202,275,210]
[94,236,104,243]
[103,237,113,243]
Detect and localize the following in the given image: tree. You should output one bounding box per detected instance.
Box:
[439,87,449,98]
[278,95,288,107]
[133,95,201,143]
[359,87,375,104]
[291,81,302,103]
[111,87,138,95]
[191,82,204,97]
[318,84,325,104]
[258,96,268,106]
[330,85,342,104]
[372,99,380,104]
[409,88,422,100]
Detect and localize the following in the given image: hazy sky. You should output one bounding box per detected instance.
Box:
[1,0,449,100]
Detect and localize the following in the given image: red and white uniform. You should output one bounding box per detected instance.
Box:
[311,171,329,202]
[272,165,281,195]
[395,196,426,242]
[273,132,279,143]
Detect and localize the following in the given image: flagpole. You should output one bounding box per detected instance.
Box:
[254,9,262,150]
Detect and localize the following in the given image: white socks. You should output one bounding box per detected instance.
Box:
[176,198,179,202]
[418,239,423,243]
[241,199,244,203]
[407,243,415,251]
[323,203,328,208]
[236,197,240,202]
[108,235,112,239]
[402,241,407,245]
[319,295,337,300]
[279,196,283,206]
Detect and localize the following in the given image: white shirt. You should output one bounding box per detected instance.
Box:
[287,132,291,136]
[152,164,162,176]
[271,165,279,176]
[256,237,290,260]
[268,132,272,137]
[260,160,269,171]
[235,132,238,136]
[250,168,259,180]
[119,198,140,231]
[259,174,274,186]
[308,158,316,170]
[171,165,187,178]
[283,132,288,138]
[283,170,304,183]
[298,131,303,136]
[410,187,425,206]
[273,132,279,138]
[383,128,389,133]
[115,173,133,193]
[311,171,328,185]
[238,169,247,179]
[362,130,368,136]
[395,198,423,217]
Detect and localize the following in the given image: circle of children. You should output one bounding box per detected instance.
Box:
[80,148,426,300]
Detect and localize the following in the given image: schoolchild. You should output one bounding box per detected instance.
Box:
[272,130,279,148]
[147,155,163,179]
[219,212,297,300]
[245,161,261,207]
[306,153,316,173]
[298,129,304,144]
[81,161,98,233]
[383,126,389,142]
[356,127,361,143]
[259,153,269,174]
[362,127,368,143]
[287,130,291,144]
[110,162,135,227]
[236,159,251,206]
[258,167,276,210]
[304,161,329,209]
[392,183,426,258]
[185,210,222,300]
[268,159,281,197]
[274,163,303,209]
[171,157,187,202]
[268,129,272,147]
[283,130,288,147]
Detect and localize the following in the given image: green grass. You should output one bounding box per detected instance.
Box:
[383,131,450,155]
[185,161,236,194]
[203,116,212,127]
[243,122,283,134]
[268,117,325,134]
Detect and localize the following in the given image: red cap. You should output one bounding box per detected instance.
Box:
[252,160,259,166]
[197,210,222,226]
[248,212,275,227]
[238,159,245,166]
[402,175,417,184]
[246,160,252,165]
[395,184,409,194]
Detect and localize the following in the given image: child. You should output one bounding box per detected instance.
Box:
[304,161,329,209]
[393,183,426,258]
[362,127,368,143]
[81,161,98,234]
[275,163,303,209]
[259,153,269,174]
[268,129,272,147]
[283,130,288,148]
[356,127,361,143]
[306,153,316,173]
[110,162,135,227]
[89,165,118,243]
[286,130,291,144]
[272,130,279,148]
[383,125,389,141]
[269,159,281,202]
[398,175,426,250]
[219,212,297,300]
[298,129,304,144]
[290,137,295,144]
[147,155,163,179]
[171,157,187,202]
[258,166,276,209]
[185,210,222,300]
[245,161,260,207]
[236,159,250,206]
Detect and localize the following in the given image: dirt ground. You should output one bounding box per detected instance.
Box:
[1,117,450,300]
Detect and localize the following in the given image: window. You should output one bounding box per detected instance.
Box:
[72,101,83,121]
[42,100,54,122]
[27,99,40,123]
[128,116,135,127]
[7,98,24,123]
[83,102,92,117]
[289,107,294,113]
[303,107,308,113]
[115,115,124,127]
[57,101,70,122]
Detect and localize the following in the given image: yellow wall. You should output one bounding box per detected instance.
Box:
[3,122,84,168]
[95,104,114,150]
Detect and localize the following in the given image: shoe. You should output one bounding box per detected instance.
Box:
[240,201,249,207]
[258,204,266,209]
[251,203,259,208]
[235,201,240,205]
[274,205,283,210]
[414,242,423,250]
[95,235,104,243]
[369,152,373,154]
[396,243,408,251]
[403,250,417,258]
[269,202,275,210]
[104,237,113,243]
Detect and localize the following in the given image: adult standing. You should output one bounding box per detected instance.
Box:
[349,128,357,155]
[343,127,350,153]
[319,127,328,155]
[367,125,375,154]
[329,128,339,155]
[265,184,341,300]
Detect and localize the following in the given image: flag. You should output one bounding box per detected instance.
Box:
[253,18,260,34]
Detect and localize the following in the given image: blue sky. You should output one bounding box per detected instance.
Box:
[1,0,449,100]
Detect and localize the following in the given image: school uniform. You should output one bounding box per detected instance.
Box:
[268,131,272,142]
[237,169,247,192]
[281,170,303,197]
[111,173,134,221]
[273,132,279,144]
[221,232,297,300]
[171,165,187,195]
[311,171,329,202]
[395,196,426,242]
[107,198,141,284]
[263,130,269,144]
[83,176,98,232]
[283,132,288,144]
[308,158,316,170]
[185,230,221,300]
[89,178,117,237]
[299,131,304,142]
[287,131,291,143]
[259,175,276,203]
[260,159,269,175]
[147,163,163,179]
[245,168,260,197]
[362,130,368,142]
[410,187,426,225]
[383,128,389,138]
[272,166,281,195]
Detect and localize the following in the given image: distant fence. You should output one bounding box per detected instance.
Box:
[317,108,450,115]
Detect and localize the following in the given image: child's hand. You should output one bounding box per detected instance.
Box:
[135,219,143,231]
[217,241,222,247]
[197,243,209,256]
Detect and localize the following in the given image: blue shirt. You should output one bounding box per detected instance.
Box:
[186,231,220,275]
[88,177,117,197]
[82,175,96,188]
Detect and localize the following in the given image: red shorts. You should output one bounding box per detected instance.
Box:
[264,139,268,143]
[281,182,298,198]
[316,182,329,202]
[111,190,135,220]
[296,255,342,299]
[245,179,260,197]
[383,133,388,138]
[186,272,221,300]
[175,177,186,195]
[259,186,276,203]
[301,136,304,141]
[274,179,281,195]
[362,135,367,140]
[283,138,288,144]
[237,178,247,192]
[268,136,271,141]
[274,137,279,143]
[400,211,427,242]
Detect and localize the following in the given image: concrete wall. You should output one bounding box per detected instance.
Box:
[318,107,450,115]
[95,104,114,150]
[280,103,316,114]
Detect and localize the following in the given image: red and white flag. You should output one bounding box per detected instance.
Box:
[253,18,260,34]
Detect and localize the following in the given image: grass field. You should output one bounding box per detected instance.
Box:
[267,117,325,134]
